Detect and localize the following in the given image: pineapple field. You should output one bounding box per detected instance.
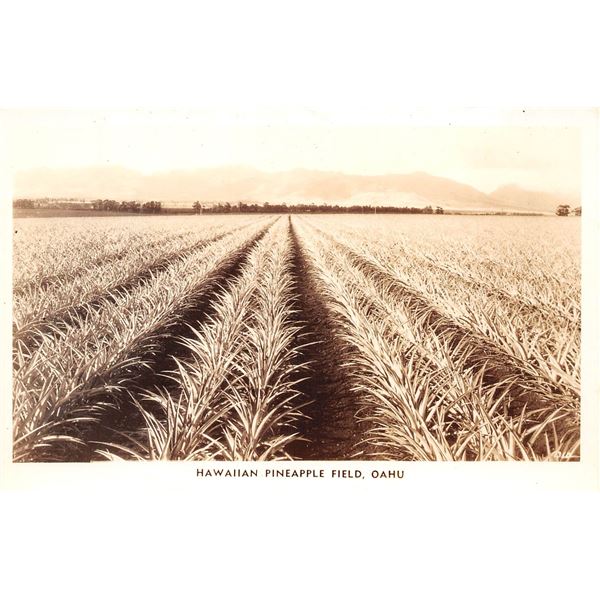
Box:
[12,213,581,462]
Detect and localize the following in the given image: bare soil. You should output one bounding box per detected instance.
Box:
[286,219,373,460]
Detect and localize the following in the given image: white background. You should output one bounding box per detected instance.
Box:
[1,1,599,598]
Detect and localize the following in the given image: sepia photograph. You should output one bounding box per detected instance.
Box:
[5,110,589,464]
[1,4,600,600]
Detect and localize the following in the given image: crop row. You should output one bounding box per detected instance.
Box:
[293,218,579,460]
[316,214,580,323]
[12,213,581,462]
[307,219,580,399]
[13,218,262,338]
[98,218,305,461]
[13,215,248,291]
[13,217,273,461]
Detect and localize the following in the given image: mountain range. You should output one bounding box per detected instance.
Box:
[14,166,577,213]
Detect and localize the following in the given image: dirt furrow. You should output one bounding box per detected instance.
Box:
[286,219,372,460]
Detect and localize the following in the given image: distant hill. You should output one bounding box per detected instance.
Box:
[14,166,577,212]
[256,170,491,209]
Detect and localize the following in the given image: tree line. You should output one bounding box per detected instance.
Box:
[16,198,581,217]
[90,199,162,213]
[556,205,581,216]
[13,199,162,213]
[193,201,445,214]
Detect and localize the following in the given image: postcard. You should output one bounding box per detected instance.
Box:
[1,108,598,491]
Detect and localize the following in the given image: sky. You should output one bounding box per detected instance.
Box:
[3,110,582,196]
